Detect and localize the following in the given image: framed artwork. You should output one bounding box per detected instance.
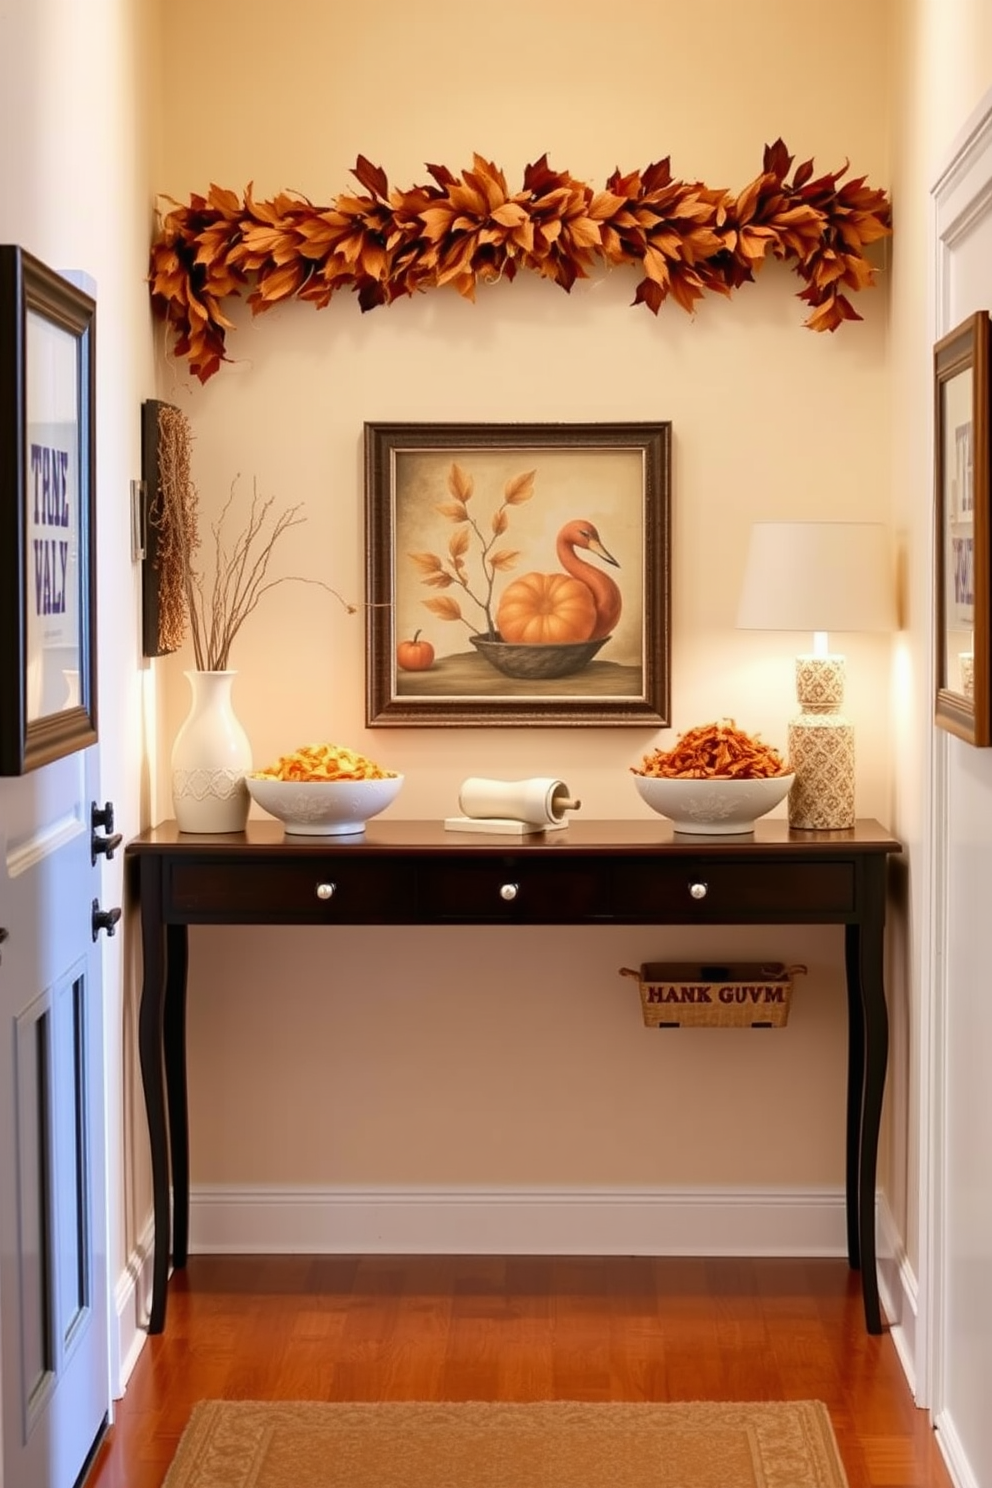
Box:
[934,311,990,746]
[0,246,97,774]
[364,421,671,727]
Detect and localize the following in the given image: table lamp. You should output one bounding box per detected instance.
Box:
[736,521,896,830]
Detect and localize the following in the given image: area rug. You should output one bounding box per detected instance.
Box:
[162,1398,848,1488]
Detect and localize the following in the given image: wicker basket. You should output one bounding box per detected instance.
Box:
[619,961,806,1029]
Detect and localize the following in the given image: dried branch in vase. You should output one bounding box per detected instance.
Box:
[151,404,355,670]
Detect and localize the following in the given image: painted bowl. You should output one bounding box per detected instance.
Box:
[246,773,404,836]
[470,633,608,679]
[632,772,795,835]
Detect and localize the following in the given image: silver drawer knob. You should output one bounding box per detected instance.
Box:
[689,882,708,900]
[500,882,519,902]
[315,882,336,900]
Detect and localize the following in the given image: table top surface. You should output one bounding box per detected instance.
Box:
[126,817,901,858]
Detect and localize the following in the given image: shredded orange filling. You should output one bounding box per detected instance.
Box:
[633,720,789,780]
[253,743,396,783]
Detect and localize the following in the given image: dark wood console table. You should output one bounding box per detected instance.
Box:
[126,817,900,1336]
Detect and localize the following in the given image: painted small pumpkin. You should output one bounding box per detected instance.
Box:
[497,573,596,645]
[396,630,435,671]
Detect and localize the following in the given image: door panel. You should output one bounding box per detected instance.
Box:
[0,747,109,1488]
[14,996,52,1429]
[53,974,89,1345]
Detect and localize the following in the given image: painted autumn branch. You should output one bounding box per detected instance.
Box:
[408,463,535,636]
[148,140,892,382]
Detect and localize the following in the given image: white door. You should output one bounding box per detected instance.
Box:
[0,745,111,1488]
[929,85,992,1488]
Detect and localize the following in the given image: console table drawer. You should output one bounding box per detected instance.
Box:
[613,858,856,920]
[418,862,605,921]
[165,858,413,921]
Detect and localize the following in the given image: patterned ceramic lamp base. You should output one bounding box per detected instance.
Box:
[787,655,856,831]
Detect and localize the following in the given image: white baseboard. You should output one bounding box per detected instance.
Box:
[934,1408,981,1488]
[188,1184,850,1257]
[876,1193,919,1399]
[112,1216,156,1396]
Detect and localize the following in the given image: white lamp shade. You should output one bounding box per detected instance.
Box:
[736,521,897,634]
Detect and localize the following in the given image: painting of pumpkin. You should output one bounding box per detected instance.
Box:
[394,445,653,705]
[396,630,435,671]
[497,572,597,644]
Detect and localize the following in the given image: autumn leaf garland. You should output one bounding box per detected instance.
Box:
[149,140,892,382]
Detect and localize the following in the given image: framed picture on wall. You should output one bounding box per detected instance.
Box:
[0,246,97,774]
[364,421,671,727]
[933,309,991,747]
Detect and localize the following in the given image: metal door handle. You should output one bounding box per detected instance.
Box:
[92,830,123,863]
[91,800,115,830]
[92,900,122,940]
[91,800,122,863]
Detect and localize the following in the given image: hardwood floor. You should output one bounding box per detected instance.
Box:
[83,1254,955,1488]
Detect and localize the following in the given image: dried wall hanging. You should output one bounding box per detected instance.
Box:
[149,140,891,383]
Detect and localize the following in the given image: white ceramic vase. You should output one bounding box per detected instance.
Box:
[171,670,252,833]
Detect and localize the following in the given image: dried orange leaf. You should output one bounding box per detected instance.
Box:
[504,470,536,504]
[448,463,474,502]
[423,595,463,621]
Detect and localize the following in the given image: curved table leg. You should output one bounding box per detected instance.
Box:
[137,858,171,1335]
[845,880,889,1335]
[844,924,866,1271]
[164,924,189,1268]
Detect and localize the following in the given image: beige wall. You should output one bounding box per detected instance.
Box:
[150,0,896,1198]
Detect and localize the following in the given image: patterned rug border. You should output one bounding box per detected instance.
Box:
[164,1398,849,1488]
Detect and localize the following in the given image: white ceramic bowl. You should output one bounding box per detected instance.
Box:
[246,773,404,836]
[632,771,795,835]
